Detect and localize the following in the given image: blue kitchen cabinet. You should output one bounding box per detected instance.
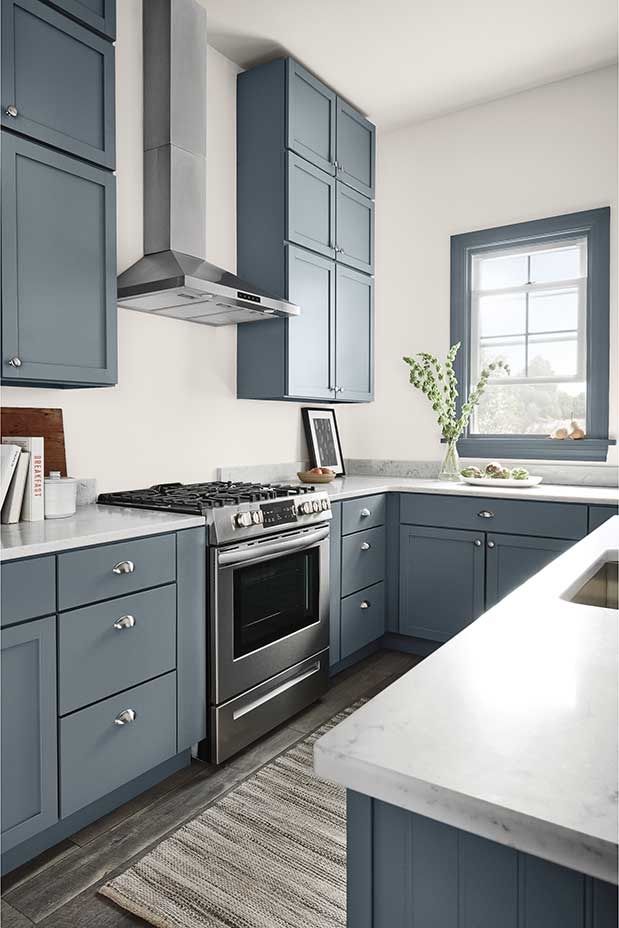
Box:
[336,182,374,274]
[399,524,486,641]
[1,616,58,853]
[589,505,618,532]
[1,133,117,386]
[287,58,336,175]
[485,533,571,609]
[329,502,342,666]
[336,98,376,198]
[37,0,115,37]
[2,0,116,168]
[287,152,336,259]
[336,265,374,401]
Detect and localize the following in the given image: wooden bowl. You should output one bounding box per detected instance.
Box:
[297,470,336,484]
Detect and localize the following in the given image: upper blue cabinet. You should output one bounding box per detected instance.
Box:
[1,0,115,168]
[237,56,375,403]
[35,0,115,38]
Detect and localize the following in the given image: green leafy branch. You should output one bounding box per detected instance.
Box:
[402,342,510,442]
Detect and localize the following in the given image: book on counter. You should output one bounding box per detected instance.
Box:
[1,436,45,521]
[1,451,30,524]
[0,444,22,508]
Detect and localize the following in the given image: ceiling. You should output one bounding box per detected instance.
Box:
[202,0,618,128]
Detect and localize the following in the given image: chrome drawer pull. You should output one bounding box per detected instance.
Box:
[114,708,137,726]
[360,542,371,551]
[477,510,494,519]
[5,105,18,118]
[360,508,371,518]
[360,600,371,609]
[474,539,482,547]
[112,560,135,575]
[487,540,496,548]
[113,614,136,630]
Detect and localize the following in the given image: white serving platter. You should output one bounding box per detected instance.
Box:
[461,475,543,488]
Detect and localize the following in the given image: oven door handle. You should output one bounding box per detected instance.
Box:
[217,525,330,568]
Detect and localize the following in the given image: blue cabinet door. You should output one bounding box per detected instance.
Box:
[485,533,571,609]
[37,0,115,37]
[336,182,374,274]
[286,245,335,400]
[2,133,117,386]
[287,59,336,176]
[1,616,58,853]
[589,505,618,532]
[287,152,335,259]
[335,265,373,402]
[1,0,115,167]
[329,501,342,666]
[399,525,485,641]
[336,98,375,198]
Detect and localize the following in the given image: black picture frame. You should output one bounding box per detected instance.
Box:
[302,408,346,476]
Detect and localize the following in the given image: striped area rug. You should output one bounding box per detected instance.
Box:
[99,704,361,928]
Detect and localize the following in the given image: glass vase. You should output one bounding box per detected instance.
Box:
[439,439,461,482]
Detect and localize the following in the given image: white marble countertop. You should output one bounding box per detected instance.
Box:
[321,475,619,506]
[0,505,206,561]
[314,516,619,884]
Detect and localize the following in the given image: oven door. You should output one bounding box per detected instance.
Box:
[211,524,330,705]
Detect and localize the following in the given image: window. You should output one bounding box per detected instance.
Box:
[451,209,612,461]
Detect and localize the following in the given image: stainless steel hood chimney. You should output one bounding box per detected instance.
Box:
[117,0,299,326]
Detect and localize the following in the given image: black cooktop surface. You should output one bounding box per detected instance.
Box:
[98,481,316,515]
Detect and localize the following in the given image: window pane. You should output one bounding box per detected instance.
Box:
[530,244,584,283]
[472,381,586,435]
[480,336,526,377]
[528,335,578,378]
[478,293,526,337]
[528,288,579,333]
[475,252,528,290]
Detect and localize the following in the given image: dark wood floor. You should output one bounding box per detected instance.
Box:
[1,650,419,928]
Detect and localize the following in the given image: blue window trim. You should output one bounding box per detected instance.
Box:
[450,208,613,462]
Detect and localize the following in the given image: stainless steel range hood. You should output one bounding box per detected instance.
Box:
[117,0,299,326]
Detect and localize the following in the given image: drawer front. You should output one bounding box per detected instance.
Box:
[342,494,386,535]
[400,494,587,540]
[1,556,55,626]
[58,585,177,715]
[58,533,176,610]
[341,582,385,659]
[341,525,385,597]
[60,671,177,817]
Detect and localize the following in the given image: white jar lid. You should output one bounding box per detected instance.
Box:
[45,472,77,485]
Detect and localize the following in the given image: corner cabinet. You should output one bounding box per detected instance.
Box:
[1,0,117,388]
[236,56,375,403]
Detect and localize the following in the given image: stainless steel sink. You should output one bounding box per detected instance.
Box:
[566,557,618,609]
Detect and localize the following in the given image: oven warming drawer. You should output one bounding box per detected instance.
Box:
[206,649,329,764]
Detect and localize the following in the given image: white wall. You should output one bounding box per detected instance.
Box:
[336,66,618,467]
[1,1,306,492]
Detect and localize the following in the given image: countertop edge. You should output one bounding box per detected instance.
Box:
[314,745,618,885]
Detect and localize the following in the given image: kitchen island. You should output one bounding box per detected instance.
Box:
[315,516,619,927]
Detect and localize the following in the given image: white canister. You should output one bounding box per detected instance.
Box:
[44,472,77,519]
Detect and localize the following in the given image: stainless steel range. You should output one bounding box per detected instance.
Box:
[98,481,332,763]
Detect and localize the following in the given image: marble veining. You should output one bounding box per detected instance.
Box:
[348,458,619,487]
[314,517,619,884]
[0,505,205,561]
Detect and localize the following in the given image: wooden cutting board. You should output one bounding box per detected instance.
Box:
[1,408,67,476]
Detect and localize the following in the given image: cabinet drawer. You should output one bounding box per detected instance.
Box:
[58,585,177,714]
[342,494,385,535]
[400,493,587,540]
[58,533,176,610]
[341,525,385,597]
[60,671,177,817]
[341,582,385,659]
[1,556,55,626]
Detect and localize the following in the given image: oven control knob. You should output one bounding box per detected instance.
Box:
[321,498,330,511]
[235,512,252,528]
[312,500,320,512]
[299,501,313,515]
[251,510,261,524]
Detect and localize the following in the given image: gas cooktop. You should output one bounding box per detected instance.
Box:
[98,480,317,515]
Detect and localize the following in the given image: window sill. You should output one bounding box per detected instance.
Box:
[455,437,615,462]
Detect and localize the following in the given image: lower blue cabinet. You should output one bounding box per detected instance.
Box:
[485,534,571,609]
[341,582,385,659]
[1,616,58,852]
[399,525,485,642]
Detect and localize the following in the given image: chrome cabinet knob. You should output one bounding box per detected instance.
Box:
[7,356,22,367]
[477,510,494,519]
[487,540,495,548]
[474,539,482,546]
[360,508,371,518]
[113,614,136,630]
[360,600,370,609]
[112,560,135,575]
[334,160,341,170]
[360,542,371,551]
[114,708,137,726]
[5,105,18,118]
